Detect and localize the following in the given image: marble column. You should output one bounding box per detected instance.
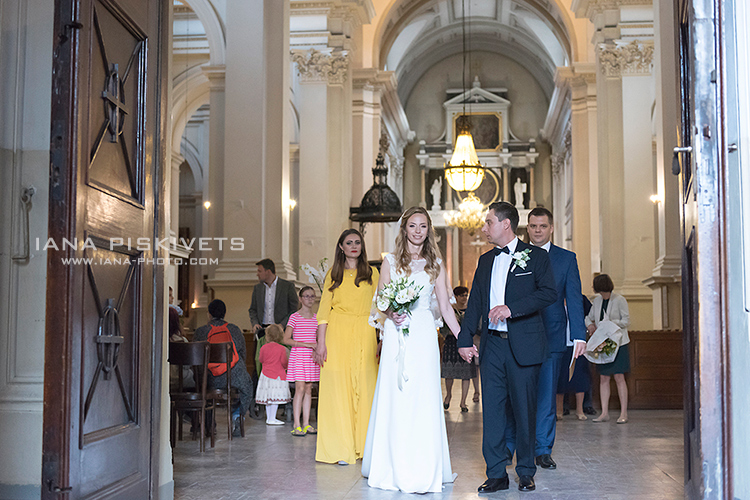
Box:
[294,48,353,268]
[596,40,655,328]
[644,0,682,329]
[568,66,601,293]
[206,0,294,330]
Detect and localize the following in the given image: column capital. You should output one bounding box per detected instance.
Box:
[201,64,226,89]
[171,152,185,170]
[291,48,350,85]
[598,40,654,77]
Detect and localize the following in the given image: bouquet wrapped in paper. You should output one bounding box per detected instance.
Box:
[376,276,423,335]
[584,319,623,364]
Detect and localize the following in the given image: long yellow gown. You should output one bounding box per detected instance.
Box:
[315,267,380,464]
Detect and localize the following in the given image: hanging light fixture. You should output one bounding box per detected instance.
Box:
[444,192,486,235]
[443,0,485,193]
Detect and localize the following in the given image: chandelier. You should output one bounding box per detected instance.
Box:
[444,193,486,235]
[443,0,485,193]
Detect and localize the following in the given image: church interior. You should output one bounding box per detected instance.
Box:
[1,0,749,498]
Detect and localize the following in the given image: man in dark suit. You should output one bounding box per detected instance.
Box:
[505,207,587,469]
[458,202,557,493]
[248,258,298,332]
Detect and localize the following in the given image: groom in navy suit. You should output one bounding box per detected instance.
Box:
[505,207,587,469]
[458,202,557,492]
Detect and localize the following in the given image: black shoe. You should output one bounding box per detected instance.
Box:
[478,477,509,493]
[504,448,514,467]
[518,475,535,491]
[535,454,556,469]
[583,406,597,415]
[562,408,570,415]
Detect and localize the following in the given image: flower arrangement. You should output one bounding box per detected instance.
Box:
[511,248,531,272]
[591,338,618,358]
[299,258,329,293]
[376,276,423,335]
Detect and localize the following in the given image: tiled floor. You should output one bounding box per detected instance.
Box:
[173,401,684,499]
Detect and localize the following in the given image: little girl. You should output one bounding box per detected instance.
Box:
[256,324,291,425]
[283,286,320,436]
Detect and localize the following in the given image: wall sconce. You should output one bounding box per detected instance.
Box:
[649,194,662,204]
[191,301,198,309]
[288,199,297,210]
[203,201,211,210]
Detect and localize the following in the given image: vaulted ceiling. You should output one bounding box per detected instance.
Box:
[376,0,573,102]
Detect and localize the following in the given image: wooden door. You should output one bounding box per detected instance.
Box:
[675,0,730,497]
[42,0,168,498]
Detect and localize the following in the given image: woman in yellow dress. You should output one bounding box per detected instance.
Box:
[313,228,380,464]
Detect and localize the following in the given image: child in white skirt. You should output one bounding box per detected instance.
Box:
[256,324,291,425]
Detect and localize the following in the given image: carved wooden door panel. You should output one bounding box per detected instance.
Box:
[43,0,168,498]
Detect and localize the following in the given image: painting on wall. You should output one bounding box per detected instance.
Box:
[453,112,502,151]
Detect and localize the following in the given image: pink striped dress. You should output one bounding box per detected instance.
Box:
[287,312,320,382]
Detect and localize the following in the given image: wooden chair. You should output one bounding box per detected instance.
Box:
[207,342,245,442]
[168,341,212,452]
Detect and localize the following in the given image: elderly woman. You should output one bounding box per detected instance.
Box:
[585,274,630,424]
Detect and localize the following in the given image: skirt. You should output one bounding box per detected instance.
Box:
[597,343,631,376]
[255,373,291,405]
[441,333,477,380]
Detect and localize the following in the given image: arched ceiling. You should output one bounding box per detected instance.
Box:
[376,0,573,104]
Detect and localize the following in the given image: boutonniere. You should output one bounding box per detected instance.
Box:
[511,249,531,272]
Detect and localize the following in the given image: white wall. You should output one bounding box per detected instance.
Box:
[0,0,53,495]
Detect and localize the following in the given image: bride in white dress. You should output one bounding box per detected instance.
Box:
[362,207,461,493]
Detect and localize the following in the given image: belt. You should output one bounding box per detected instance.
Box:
[488,329,508,339]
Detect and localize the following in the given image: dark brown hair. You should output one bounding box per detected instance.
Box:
[593,274,615,293]
[329,229,373,291]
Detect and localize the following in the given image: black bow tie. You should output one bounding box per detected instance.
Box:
[493,246,510,256]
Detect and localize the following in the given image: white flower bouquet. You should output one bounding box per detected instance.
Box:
[376,276,423,335]
[299,258,329,293]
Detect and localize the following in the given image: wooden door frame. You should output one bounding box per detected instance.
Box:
[42,0,169,497]
[677,0,732,497]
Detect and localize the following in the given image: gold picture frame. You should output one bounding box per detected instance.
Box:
[452,112,503,151]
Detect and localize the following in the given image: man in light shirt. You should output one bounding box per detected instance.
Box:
[248,258,299,334]
[505,207,587,471]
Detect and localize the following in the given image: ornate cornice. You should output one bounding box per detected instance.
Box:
[291,48,350,85]
[573,0,653,21]
[598,40,654,77]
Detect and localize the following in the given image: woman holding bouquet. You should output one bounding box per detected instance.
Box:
[362,207,461,493]
[585,274,631,423]
[313,229,379,465]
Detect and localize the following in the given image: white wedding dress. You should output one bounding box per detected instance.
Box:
[361,254,456,493]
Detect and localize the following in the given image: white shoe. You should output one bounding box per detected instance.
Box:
[266,419,285,426]
[337,461,349,466]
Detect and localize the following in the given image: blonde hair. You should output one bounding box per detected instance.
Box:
[265,324,284,344]
[394,207,442,282]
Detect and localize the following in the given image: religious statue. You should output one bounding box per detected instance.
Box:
[514,177,527,209]
[430,178,443,211]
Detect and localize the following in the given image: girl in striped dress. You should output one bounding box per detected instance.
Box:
[283,286,320,436]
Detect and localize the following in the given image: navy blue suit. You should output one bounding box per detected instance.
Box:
[458,239,557,479]
[506,244,586,456]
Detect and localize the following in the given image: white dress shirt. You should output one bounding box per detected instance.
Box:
[489,237,518,331]
[263,276,278,324]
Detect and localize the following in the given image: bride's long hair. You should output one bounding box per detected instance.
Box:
[394,207,442,282]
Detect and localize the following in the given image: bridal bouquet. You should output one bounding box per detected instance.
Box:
[299,258,329,293]
[376,276,423,335]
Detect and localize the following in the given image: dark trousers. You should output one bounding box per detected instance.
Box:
[506,351,564,456]
[481,334,541,479]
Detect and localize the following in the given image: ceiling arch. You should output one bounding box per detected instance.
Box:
[177,0,226,64]
[371,0,577,98]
